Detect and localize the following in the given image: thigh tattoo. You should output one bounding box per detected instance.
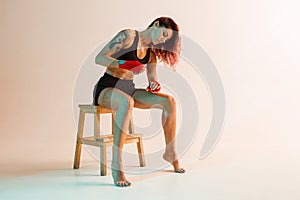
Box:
[99,90,113,109]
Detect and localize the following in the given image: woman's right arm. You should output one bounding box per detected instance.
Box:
[95,29,132,68]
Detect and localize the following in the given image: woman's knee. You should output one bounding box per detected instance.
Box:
[162,95,176,110]
[120,96,134,111]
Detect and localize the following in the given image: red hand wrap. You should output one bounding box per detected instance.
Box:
[146,81,161,93]
[119,60,144,74]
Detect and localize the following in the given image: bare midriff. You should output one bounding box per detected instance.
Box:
[106,66,134,80]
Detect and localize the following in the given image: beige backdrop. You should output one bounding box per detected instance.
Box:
[1,0,300,176]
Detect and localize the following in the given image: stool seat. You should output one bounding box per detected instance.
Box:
[78,104,112,113]
[73,104,145,176]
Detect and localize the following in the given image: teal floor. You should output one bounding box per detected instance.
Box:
[1,144,299,200]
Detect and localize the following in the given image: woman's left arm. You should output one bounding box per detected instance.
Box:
[146,51,161,92]
[146,50,158,82]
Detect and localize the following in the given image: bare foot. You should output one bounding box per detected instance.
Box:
[163,153,186,173]
[111,164,131,187]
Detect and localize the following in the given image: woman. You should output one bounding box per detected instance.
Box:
[93,16,185,187]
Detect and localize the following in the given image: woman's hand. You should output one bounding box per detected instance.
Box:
[146,80,161,93]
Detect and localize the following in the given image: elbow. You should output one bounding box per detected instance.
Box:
[95,53,111,66]
[95,53,116,67]
[95,55,101,65]
[95,52,107,65]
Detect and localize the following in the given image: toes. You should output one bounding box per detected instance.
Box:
[115,181,131,187]
[175,168,186,173]
[125,181,131,186]
[115,182,123,187]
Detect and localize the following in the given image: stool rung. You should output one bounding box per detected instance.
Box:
[79,134,142,144]
[79,137,99,146]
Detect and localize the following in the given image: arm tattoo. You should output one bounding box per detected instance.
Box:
[108,30,128,51]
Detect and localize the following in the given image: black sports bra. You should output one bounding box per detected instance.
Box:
[111,30,151,64]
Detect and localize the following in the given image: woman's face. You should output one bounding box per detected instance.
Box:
[150,22,173,45]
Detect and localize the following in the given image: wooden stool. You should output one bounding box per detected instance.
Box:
[73,104,145,176]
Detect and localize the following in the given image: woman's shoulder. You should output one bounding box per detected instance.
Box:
[116,29,136,48]
[117,28,135,37]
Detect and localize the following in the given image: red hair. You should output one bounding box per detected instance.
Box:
[147,17,181,70]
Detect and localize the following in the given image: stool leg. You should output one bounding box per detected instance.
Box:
[137,137,146,167]
[94,113,100,139]
[73,110,85,169]
[100,142,107,176]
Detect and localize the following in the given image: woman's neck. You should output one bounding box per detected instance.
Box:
[138,29,152,48]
